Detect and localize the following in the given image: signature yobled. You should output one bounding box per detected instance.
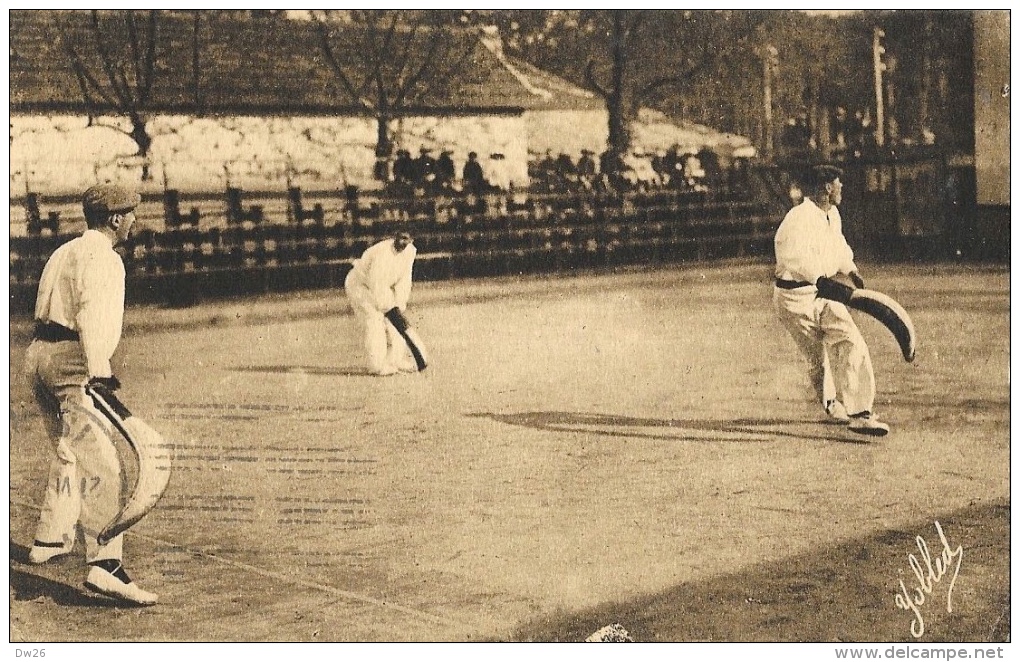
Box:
[894,520,964,638]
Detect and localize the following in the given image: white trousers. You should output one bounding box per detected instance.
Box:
[344,272,414,374]
[773,286,876,416]
[22,339,125,563]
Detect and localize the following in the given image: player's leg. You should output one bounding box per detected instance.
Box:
[64,391,158,605]
[24,343,80,563]
[383,321,416,372]
[30,342,157,603]
[773,289,828,404]
[820,302,886,435]
[345,278,392,374]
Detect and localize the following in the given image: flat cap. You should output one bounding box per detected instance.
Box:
[82,184,141,215]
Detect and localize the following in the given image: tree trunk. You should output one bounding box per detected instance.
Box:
[606,12,631,159]
[130,117,153,180]
[375,114,393,158]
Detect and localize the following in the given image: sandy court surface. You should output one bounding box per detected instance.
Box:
[8,263,1010,641]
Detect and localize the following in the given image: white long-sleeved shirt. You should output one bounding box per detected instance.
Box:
[774,198,858,284]
[347,239,416,311]
[34,229,125,378]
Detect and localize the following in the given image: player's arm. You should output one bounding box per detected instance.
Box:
[76,252,125,380]
[826,207,863,286]
[392,246,416,310]
[363,245,396,311]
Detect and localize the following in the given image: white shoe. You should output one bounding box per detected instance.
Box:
[824,399,850,424]
[848,412,890,437]
[396,359,419,373]
[28,540,73,564]
[84,564,159,606]
[374,365,399,376]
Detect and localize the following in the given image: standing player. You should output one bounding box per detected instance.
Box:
[344,231,419,375]
[772,165,889,436]
[23,183,159,604]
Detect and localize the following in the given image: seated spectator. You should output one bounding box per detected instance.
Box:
[373,156,391,183]
[534,150,557,192]
[695,148,722,189]
[577,149,598,191]
[552,153,578,192]
[462,152,487,195]
[435,150,456,192]
[413,147,436,191]
[392,150,415,195]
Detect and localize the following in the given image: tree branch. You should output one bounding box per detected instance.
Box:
[127,11,142,89]
[63,38,120,113]
[88,11,134,110]
[417,30,477,105]
[621,10,644,50]
[315,19,373,111]
[585,60,610,99]
[137,10,158,104]
[358,13,386,103]
[395,26,445,107]
[636,12,764,103]
[393,13,423,97]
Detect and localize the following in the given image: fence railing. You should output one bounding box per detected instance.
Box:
[10,182,783,312]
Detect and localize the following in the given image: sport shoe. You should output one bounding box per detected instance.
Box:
[396,359,419,373]
[84,563,158,606]
[28,540,73,564]
[848,411,890,437]
[824,399,850,424]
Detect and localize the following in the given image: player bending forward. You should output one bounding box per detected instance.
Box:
[772,165,889,436]
[344,231,419,375]
[22,184,158,604]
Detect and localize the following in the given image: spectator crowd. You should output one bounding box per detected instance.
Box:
[372,143,751,200]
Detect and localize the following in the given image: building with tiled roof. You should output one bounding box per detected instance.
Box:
[10,11,573,115]
[10,10,748,196]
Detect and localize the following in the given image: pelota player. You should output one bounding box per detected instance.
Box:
[772,165,889,436]
[22,184,159,605]
[344,231,420,375]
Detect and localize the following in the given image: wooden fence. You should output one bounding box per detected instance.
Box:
[10,185,782,312]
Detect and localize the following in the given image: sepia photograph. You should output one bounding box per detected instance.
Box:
[6,7,1011,656]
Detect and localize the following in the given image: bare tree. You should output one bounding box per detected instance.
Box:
[313,10,479,159]
[60,10,161,179]
[584,11,638,162]
[583,10,766,161]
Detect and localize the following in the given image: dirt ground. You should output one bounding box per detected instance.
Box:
[8,262,1010,642]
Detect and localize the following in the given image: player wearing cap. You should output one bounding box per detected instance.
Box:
[773,165,889,436]
[344,232,419,375]
[22,183,159,605]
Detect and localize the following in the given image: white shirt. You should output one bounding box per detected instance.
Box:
[348,239,416,311]
[774,198,858,284]
[34,229,125,378]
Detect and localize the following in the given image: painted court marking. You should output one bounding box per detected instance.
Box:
[10,498,478,631]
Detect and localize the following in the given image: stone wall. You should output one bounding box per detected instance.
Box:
[10,112,530,197]
[524,109,609,159]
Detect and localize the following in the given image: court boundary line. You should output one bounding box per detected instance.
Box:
[10,498,479,632]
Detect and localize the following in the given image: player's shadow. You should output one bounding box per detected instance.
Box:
[503,500,1010,642]
[231,365,376,377]
[8,539,138,608]
[472,411,869,444]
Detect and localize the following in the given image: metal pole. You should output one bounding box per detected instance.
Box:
[873,27,886,147]
[763,45,777,160]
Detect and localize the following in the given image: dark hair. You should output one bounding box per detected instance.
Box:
[808,164,844,192]
[84,209,113,229]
